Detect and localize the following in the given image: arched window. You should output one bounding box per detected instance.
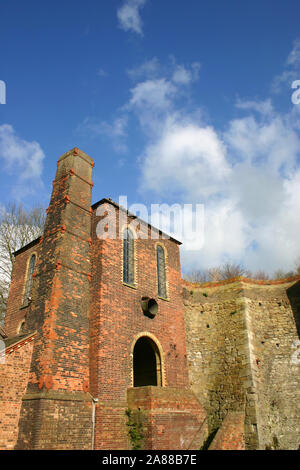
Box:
[23,254,36,306]
[133,336,162,387]
[156,245,167,298]
[123,228,134,286]
[18,320,26,334]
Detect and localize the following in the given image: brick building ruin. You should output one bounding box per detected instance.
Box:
[0,148,299,450]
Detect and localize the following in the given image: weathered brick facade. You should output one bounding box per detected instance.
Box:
[0,333,35,449]
[89,197,194,449]
[0,147,299,450]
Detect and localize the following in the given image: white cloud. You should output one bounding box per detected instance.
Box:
[126,60,202,135]
[0,124,45,197]
[181,199,250,269]
[287,38,300,67]
[172,65,192,85]
[272,39,300,93]
[126,78,177,136]
[172,62,201,85]
[129,78,176,111]
[78,49,300,276]
[138,97,300,274]
[127,57,160,81]
[225,113,300,177]
[117,0,147,35]
[79,115,128,137]
[77,115,128,153]
[141,121,230,199]
[121,57,300,274]
[99,116,128,138]
[127,57,200,85]
[79,58,202,147]
[235,98,274,116]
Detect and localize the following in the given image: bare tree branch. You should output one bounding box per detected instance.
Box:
[252,270,269,280]
[0,202,45,324]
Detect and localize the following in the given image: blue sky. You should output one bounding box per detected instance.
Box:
[1,0,300,275]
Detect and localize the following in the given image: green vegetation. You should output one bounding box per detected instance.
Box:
[125,408,144,450]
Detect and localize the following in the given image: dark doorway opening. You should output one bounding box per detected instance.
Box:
[133,336,162,387]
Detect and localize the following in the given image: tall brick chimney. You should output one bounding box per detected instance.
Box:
[16,148,94,449]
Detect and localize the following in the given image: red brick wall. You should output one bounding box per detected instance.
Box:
[127,386,208,450]
[209,411,245,450]
[15,148,94,449]
[2,148,208,450]
[0,339,34,450]
[5,241,40,337]
[95,400,129,450]
[15,393,93,450]
[90,202,189,394]
[21,148,93,394]
[90,202,192,448]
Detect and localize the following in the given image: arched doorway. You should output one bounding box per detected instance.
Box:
[133,336,162,387]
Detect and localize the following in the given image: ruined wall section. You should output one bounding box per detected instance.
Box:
[183,277,300,450]
[244,280,300,449]
[183,281,254,435]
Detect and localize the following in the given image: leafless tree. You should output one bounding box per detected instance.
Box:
[295,258,300,276]
[184,262,250,283]
[183,269,209,283]
[0,203,45,324]
[252,270,269,280]
[273,269,294,280]
[183,267,223,283]
[184,258,300,286]
[219,262,251,279]
[207,267,222,282]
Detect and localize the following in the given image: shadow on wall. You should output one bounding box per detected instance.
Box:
[286,281,300,339]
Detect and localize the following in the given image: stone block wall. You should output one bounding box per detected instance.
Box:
[244,280,300,449]
[183,277,300,450]
[183,281,254,435]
